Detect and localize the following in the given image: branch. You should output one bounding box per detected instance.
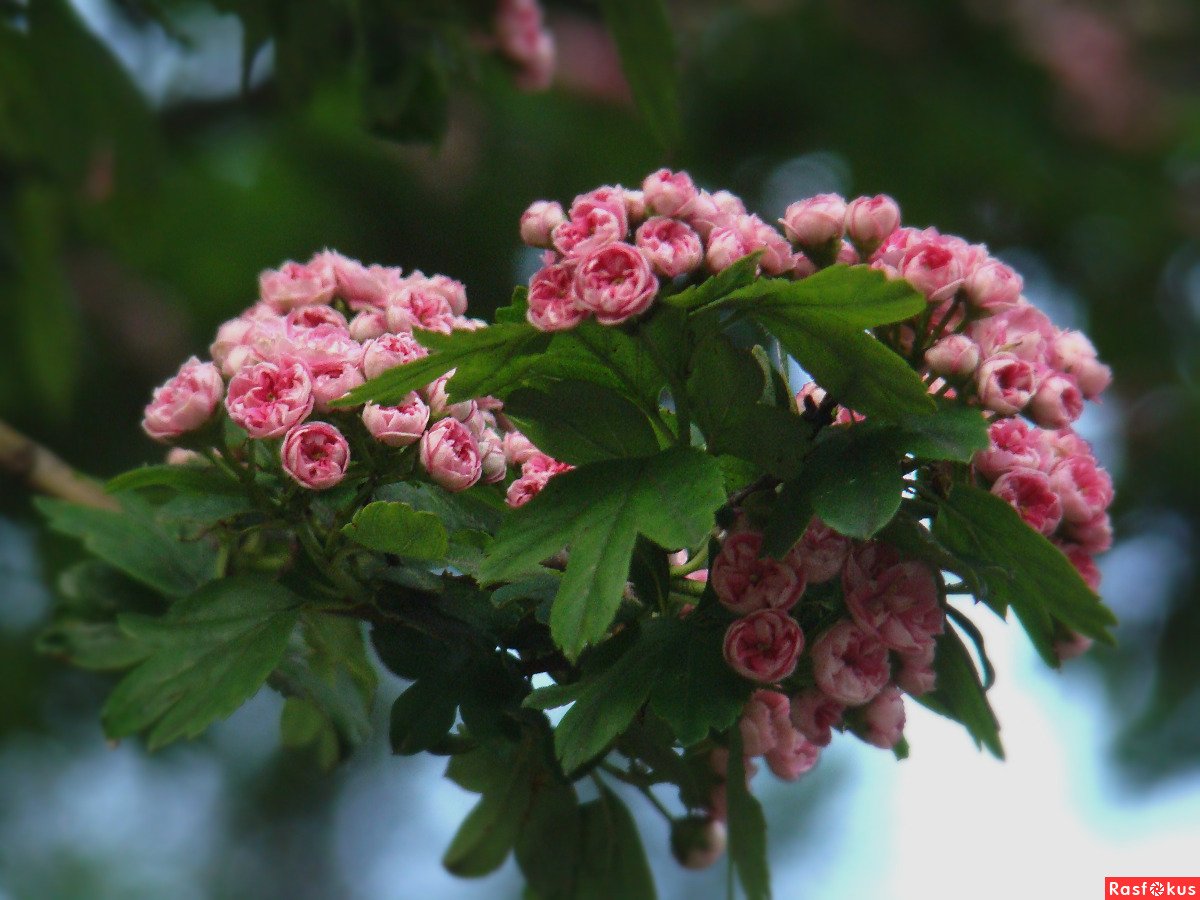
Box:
[0,419,118,510]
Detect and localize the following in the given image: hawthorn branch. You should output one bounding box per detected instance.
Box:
[0,419,118,510]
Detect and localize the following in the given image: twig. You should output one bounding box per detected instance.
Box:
[0,419,118,510]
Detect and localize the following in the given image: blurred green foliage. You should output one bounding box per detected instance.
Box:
[3,0,1200,894]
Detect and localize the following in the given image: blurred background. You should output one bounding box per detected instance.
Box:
[3,0,1200,896]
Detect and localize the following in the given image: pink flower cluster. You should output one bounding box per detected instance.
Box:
[975,418,1113,594]
[494,0,556,91]
[142,250,509,494]
[715,520,940,760]
[520,169,799,331]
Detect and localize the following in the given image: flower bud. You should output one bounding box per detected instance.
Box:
[362,394,430,447]
[142,356,224,443]
[281,422,350,490]
[519,200,567,248]
[844,194,901,252]
[780,194,847,247]
[670,816,727,870]
[419,418,482,492]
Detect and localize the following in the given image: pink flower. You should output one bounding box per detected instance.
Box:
[963,259,1023,313]
[310,360,365,412]
[844,194,901,252]
[900,234,967,303]
[313,250,402,311]
[259,258,337,312]
[992,467,1063,535]
[286,305,347,331]
[281,422,350,490]
[520,200,567,248]
[362,332,429,380]
[505,452,573,507]
[739,690,792,757]
[419,418,482,492]
[362,394,430,447]
[976,353,1037,415]
[780,193,847,247]
[765,728,821,781]
[1049,455,1113,524]
[895,644,938,696]
[707,214,792,275]
[388,284,456,334]
[284,321,363,370]
[712,531,806,614]
[225,359,314,439]
[527,261,587,331]
[925,334,981,379]
[975,418,1045,481]
[572,242,658,325]
[842,543,944,654]
[811,620,891,706]
[142,356,224,443]
[1029,371,1084,428]
[785,518,850,585]
[496,0,556,91]
[1063,511,1113,554]
[1057,541,1102,591]
[1051,330,1111,399]
[622,188,647,222]
[552,187,628,258]
[635,217,704,278]
[723,610,804,684]
[349,310,388,342]
[969,304,1055,364]
[788,688,845,746]
[641,168,698,217]
[858,686,906,749]
[1054,630,1094,661]
[502,431,540,466]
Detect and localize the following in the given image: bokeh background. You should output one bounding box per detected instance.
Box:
[3,0,1200,897]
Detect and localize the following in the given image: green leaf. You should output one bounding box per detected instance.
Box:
[792,425,905,541]
[390,677,460,755]
[664,253,762,311]
[894,402,989,462]
[106,463,241,496]
[915,625,1004,759]
[727,727,771,900]
[443,746,534,877]
[504,380,660,466]
[496,286,530,324]
[933,484,1118,665]
[755,310,935,421]
[374,481,501,535]
[540,323,666,408]
[272,612,377,766]
[336,324,550,407]
[722,264,926,329]
[687,335,761,449]
[515,779,584,899]
[37,620,150,671]
[480,448,726,660]
[575,784,658,900]
[102,578,301,749]
[647,618,750,746]
[544,618,749,773]
[342,501,449,560]
[36,497,217,597]
[599,0,679,150]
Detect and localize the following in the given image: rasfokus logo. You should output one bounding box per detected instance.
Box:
[1106,878,1200,896]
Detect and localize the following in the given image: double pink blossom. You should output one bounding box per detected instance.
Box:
[259,258,337,312]
[142,357,224,443]
[963,259,1023,312]
[419,418,482,492]
[506,451,573,508]
[842,543,944,654]
[225,359,314,439]
[572,242,658,325]
[844,194,900,252]
[925,334,981,379]
[788,688,845,747]
[1049,455,1114,524]
[362,332,429,380]
[723,610,804,684]
[780,193,846,247]
[976,353,1037,415]
[1051,330,1112,399]
[642,168,699,217]
[858,686,906,749]
[281,422,350,490]
[784,518,850,585]
[895,644,938,696]
[992,468,1064,535]
[811,620,891,706]
[362,394,430,447]
[527,261,587,332]
[635,217,704,278]
[712,532,806,614]
[975,418,1045,480]
[552,187,628,258]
